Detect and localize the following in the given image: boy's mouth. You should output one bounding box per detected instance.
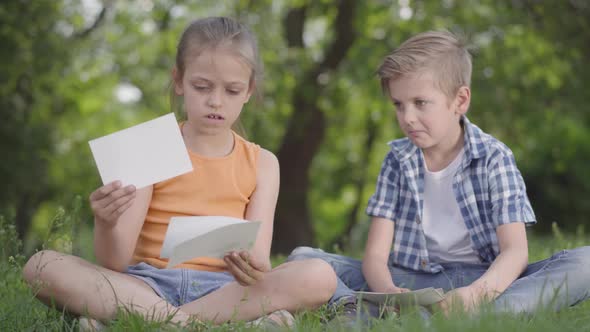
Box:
[205,114,225,120]
[408,130,424,137]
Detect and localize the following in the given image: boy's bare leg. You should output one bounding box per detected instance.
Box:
[180,259,337,323]
[22,250,190,324]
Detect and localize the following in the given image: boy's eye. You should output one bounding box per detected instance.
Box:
[415,100,427,107]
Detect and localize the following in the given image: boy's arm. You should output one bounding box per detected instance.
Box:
[440,222,528,311]
[362,217,409,293]
[470,222,528,297]
[441,146,533,310]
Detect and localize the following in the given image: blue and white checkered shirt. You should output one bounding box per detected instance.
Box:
[366,116,536,273]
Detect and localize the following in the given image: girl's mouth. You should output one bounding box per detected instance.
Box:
[205,114,225,120]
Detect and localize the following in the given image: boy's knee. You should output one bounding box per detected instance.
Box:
[286,246,326,262]
[571,246,590,270]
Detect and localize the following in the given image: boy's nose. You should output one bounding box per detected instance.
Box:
[403,107,418,124]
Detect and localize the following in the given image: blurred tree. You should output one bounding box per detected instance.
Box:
[0,1,107,240]
[3,0,590,256]
[272,0,358,253]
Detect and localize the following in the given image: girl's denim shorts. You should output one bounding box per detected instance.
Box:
[126,262,235,307]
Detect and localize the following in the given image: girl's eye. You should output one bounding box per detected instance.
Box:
[226,89,241,95]
[194,85,210,91]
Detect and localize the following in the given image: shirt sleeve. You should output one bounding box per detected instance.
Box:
[488,149,536,227]
[366,150,399,221]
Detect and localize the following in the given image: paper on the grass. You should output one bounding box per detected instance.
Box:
[88,113,192,189]
[355,287,445,307]
[161,216,261,268]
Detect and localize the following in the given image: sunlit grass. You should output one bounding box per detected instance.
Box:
[1,210,589,331]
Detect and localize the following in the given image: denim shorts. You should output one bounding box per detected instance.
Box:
[126,262,235,307]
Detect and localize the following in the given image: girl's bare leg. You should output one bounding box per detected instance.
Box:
[24,251,337,325]
[22,250,190,324]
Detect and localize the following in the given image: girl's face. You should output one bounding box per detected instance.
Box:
[174,48,253,135]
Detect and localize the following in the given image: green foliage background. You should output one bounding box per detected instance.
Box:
[1,0,589,256]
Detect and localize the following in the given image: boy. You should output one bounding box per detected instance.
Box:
[288,31,590,316]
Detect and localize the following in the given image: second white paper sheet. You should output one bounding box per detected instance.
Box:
[161,216,261,268]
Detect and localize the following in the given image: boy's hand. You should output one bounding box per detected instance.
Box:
[224,251,269,286]
[384,285,411,293]
[89,181,136,228]
[436,285,484,314]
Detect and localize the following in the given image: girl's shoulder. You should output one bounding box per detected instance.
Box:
[233,132,261,163]
[233,132,278,177]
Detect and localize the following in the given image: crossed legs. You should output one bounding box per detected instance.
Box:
[22,250,337,324]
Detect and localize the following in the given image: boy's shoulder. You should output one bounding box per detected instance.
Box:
[463,117,516,163]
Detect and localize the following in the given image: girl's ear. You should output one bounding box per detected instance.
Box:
[454,86,471,116]
[172,67,184,95]
[244,79,255,103]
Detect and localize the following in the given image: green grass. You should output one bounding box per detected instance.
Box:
[1,213,589,331]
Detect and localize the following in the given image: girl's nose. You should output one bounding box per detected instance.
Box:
[207,89,222,108]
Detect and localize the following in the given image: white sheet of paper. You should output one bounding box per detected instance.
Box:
[161,216,261,268]
[355,287,445,307]
[88,113,192,189]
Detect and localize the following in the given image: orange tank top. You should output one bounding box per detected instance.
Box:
[132,130,260,271]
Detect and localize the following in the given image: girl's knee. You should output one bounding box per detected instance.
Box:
[23,250,56,283]
[296,258,337,301]
[22,250,77,285]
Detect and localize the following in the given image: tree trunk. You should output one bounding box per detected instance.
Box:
[272,0,357,254]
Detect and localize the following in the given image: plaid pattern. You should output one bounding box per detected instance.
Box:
[366,116,536,272]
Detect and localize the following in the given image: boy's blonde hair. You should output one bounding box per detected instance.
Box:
[377,30,472,99]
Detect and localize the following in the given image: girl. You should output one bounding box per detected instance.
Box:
[23,17,336,327]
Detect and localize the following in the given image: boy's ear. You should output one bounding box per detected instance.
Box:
[171,67,184,95]
[454,86,471,115]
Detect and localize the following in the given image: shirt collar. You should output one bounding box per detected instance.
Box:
[387,115,488,162]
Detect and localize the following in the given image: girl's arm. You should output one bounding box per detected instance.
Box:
[224,148,279,284]
[440,222,528,311]
[92,182,153,272]
[362,217,409,293]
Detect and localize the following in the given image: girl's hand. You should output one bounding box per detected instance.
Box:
[89,181,136,228]
[224,251,269,286]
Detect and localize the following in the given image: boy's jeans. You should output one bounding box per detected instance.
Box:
[287,246,590,313]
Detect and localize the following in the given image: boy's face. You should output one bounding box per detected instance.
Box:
[388,71,470,155]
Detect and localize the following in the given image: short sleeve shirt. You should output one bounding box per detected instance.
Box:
[366,116,536,272]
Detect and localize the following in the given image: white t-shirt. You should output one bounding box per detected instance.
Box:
[422,147,480,264]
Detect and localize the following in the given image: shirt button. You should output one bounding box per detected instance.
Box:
[416,216,421,224]
[421,259,427,267]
